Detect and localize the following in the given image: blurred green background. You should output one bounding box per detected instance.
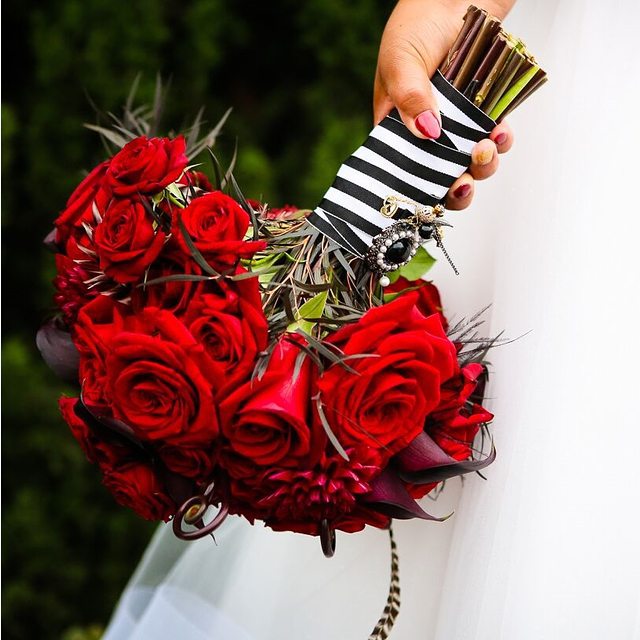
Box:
[2,1,395,638]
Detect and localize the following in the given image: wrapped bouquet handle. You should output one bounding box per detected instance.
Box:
[309,5,546,282]
[309,71,494,278]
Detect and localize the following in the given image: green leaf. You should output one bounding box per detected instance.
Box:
[164,181,185,204]
[287,290,328,334]
[388,246,436,283]
[83,124,129,149]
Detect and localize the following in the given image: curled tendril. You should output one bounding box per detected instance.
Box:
[172,482,229,541]
[320,519,336,557]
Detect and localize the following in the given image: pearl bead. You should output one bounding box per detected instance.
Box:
[379,275,391,287]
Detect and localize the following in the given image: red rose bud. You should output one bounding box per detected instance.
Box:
[102,461,177,521]
[219,338,320,473]
[318,293,459,459]
[174,191,266,269]
[55,160,110,244]
[106,135,188,197]
[264,204,301,221]
[93,198,167,284]
[179,170,213,192]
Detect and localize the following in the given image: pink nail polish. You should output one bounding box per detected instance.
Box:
[415,111,441,139]
[494,132,507,145]
[454,183,471,199]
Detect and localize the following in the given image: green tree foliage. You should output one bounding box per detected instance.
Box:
[2,1,394,637]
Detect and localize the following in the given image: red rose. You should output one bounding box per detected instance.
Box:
[73,296,125,409]
[386,277,448,331]
[174,191,266,269]
[55,160,110,244]
[105,307,222,445]
[179,170,213,192]
[182,273,268,392]
[428,363,493,460]
[102,462,176,521]
[158,444,216,481]
[94,198,167,283]
[317,294,458,459]
[59,396,134,467]
[106,136,188,197]
[219,339,320,475]
[406,364,493,500]
[130,247,207,317]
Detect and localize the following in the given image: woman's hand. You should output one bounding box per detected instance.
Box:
[374,0,515,210]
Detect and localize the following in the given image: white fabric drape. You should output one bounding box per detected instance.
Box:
[432,1,640,638]
[103,1,640,638]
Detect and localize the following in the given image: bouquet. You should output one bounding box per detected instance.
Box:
[38,6,544,636]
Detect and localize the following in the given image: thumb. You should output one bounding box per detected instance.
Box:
[384,53,441,140]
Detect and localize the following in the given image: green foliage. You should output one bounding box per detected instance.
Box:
[2,1,395,637]
[389,246,437,283]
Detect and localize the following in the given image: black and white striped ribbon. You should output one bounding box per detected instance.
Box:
[309,71,496,258]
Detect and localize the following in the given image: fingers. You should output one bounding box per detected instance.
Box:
[470,138,499,181]
[373,73,395,126]
[490,120,514,154]
[379,51,442,140]
[445,174,474,210]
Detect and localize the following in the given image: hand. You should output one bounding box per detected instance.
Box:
[374,0,516,210]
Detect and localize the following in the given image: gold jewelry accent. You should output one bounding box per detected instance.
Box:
[380,196,444,224]
[380,198,399,218]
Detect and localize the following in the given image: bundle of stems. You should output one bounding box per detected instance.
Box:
[439,4,547,121]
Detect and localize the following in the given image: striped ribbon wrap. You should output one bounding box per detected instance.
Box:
[308,71,496,267]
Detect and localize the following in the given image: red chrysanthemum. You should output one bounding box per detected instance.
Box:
[257,447,384,533]
[53,255,100,324]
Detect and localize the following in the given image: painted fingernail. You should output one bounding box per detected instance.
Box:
[415,111,441,139]
[477,149,493,165]
[494,132,507,145]
[454,183,471,199]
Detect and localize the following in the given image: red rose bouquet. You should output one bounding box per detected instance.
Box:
[37,8,546,635]
[39,96,496,553]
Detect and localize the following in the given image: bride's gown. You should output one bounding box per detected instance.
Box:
[103,1,640,638]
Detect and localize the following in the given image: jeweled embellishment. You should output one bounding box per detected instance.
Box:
[365,222,420,273]
[368,197,446,280]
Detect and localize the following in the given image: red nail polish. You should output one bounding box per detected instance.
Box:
[494,132,507,145]
[415,111,441,139]
[454,183,471,199]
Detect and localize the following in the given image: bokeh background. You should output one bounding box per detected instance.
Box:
[1,1,396,638]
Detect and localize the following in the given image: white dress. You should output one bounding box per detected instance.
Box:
[103,1,640,638]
